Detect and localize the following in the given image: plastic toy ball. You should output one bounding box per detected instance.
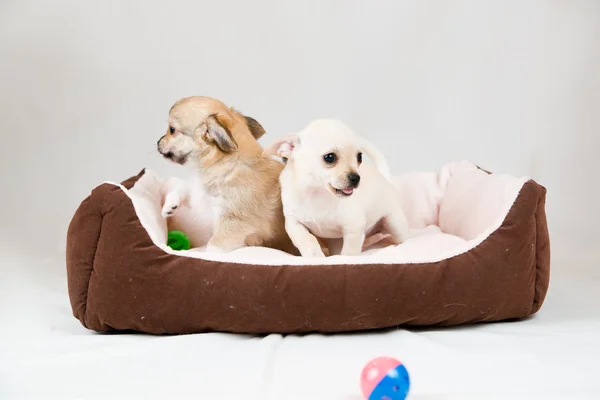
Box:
[360,356,410,400]
[167,230,191,251]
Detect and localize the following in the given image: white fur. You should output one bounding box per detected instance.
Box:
[272,118,410,257]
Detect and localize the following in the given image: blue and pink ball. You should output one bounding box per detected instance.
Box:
[360,356,410,400]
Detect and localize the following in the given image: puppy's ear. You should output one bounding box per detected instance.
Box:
[229,107,266,139]
[195,114,238,154]
[359,137,391,181]
[244,116,266,139]
[263,134,299,160]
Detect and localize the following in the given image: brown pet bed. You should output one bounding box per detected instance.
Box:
[66,161,550,334]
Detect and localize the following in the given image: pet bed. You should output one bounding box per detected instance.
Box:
[66,161,550,334]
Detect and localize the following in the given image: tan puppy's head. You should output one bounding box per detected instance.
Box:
[157,96,266,168]
[264,119,367,197]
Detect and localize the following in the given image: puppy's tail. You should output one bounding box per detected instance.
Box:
[361,138,393,181]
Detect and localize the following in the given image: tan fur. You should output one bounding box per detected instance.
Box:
[157,96,299,255]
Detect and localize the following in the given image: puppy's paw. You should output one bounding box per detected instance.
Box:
[161,193,182,218]
[341,246,362,256]
[205,243,225,253]
[300,245,326,258]
[161,202,180,218]
[206,234,247,253]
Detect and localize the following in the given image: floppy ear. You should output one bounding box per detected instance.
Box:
[263,133,299,161]
[244,115,266,139]
[359,137,392,181]
[195,114,238,154]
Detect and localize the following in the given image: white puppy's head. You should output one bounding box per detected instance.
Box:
[265,119,371,197]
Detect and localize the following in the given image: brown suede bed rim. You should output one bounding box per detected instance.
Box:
[66,169,550,334]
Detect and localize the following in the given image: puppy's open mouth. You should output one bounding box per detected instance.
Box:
[329,184,355,197]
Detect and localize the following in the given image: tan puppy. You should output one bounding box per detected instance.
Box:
[157,96,298,255]
[264,118,409,257]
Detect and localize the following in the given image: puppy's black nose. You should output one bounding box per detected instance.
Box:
[347,173,360,187]
[165,151,174,159]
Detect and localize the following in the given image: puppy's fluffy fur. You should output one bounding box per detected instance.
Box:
[157,96,297,254]
[264,118,409,257]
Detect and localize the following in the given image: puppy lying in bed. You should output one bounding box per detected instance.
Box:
[156,96,298,255]
[264,118,410,257]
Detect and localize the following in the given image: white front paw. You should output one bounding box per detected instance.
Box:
[205,243,225,253]
[341,246,362,256]
[161,202,180,218]
[300,245,326,258]
[162,194,181,218]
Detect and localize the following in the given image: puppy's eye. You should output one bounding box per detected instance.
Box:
[357,152,363,163]
[169,126,175,134]
[323,153,337,164]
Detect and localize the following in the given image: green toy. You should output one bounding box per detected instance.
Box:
[167,230,191,251]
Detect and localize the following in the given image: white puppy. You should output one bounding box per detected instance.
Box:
[264,118,410,257]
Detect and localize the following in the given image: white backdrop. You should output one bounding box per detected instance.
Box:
[1,0,599,272]
[2,3,600,399]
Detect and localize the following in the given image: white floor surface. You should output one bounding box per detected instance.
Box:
[1,253,599,400]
